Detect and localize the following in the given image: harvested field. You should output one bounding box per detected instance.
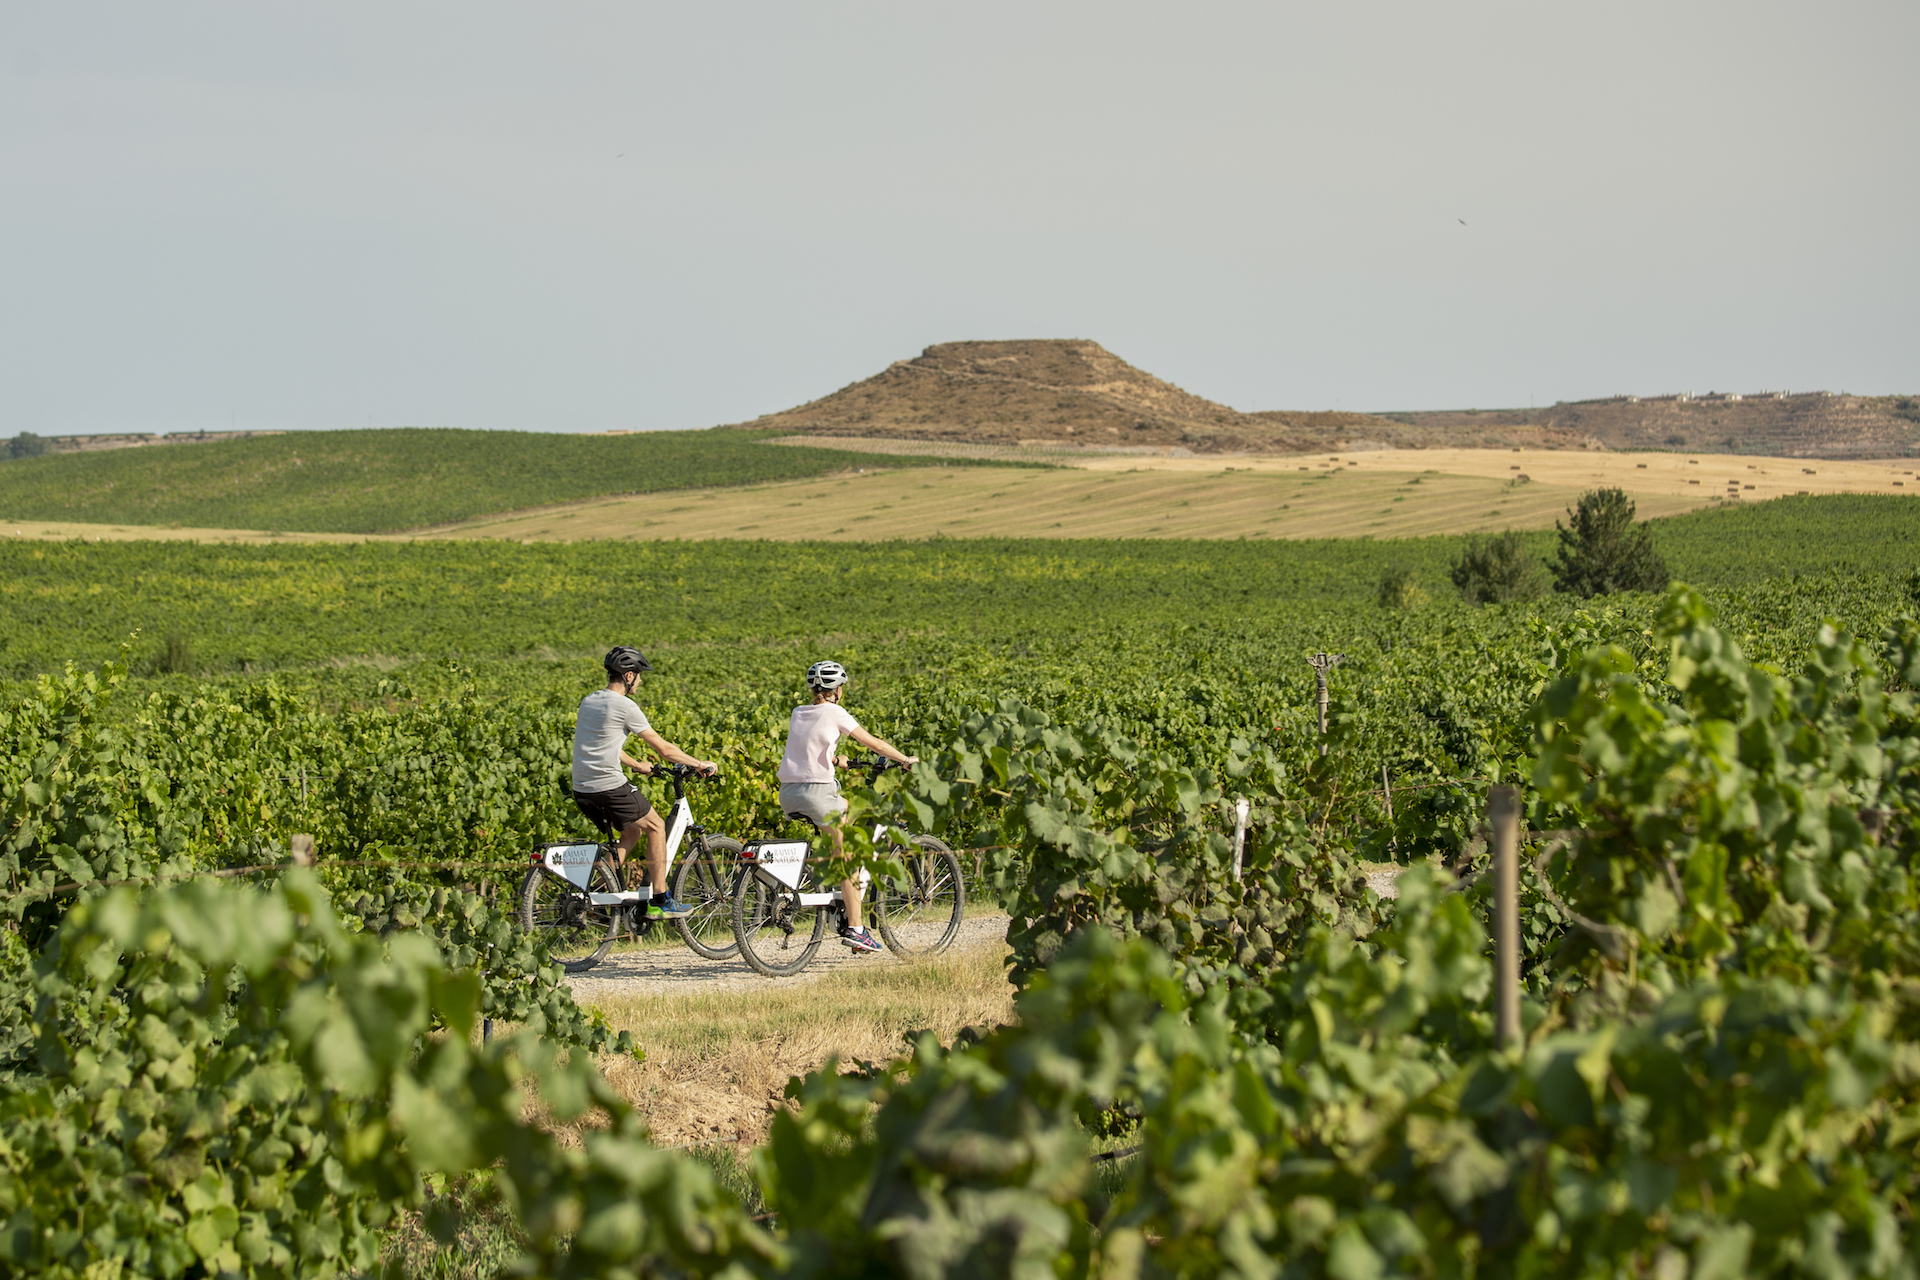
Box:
[415,447,1913,542]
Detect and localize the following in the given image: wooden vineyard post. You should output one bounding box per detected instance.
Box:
[1489,785,1521,1050]
[1231,797,1251,883]
[1382,764,1397,855]
[1307,653,1345,758]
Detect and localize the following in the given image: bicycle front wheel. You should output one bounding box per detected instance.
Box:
[520,857,624,974]
[672,836,744,960]
[872,834,965,958]
[732,866,828,978]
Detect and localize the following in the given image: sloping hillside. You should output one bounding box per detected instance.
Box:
[0,427,1003,533]
[732,340,1590,454]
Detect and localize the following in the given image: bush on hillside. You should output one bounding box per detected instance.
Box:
[4,432,49,460]
[1448,530,1543,604]
[1375,565,1428,610]
[1550,486,1668,597]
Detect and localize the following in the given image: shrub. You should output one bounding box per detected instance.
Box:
[155,631,197,675]
[1447,531,1543,604]
[1550,487,1669,597]
[4,432,48,460]
[1375,565,1427,610]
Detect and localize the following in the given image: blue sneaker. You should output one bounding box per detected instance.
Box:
[647,895,694,919]
[839,926,882,954]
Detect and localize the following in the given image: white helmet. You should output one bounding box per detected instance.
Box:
[806,660,848,691]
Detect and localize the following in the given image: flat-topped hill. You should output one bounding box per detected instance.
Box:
[732,340,1590,454]
[739,340,1918,459]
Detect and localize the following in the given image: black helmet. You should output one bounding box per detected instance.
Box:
[604,646,653,677]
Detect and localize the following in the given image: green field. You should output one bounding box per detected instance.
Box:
[0,427,1019,533]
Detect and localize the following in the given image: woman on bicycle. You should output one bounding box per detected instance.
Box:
[777,660,918,955]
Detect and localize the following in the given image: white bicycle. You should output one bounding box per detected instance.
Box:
[521,763,746,972]
[730,757,966,978]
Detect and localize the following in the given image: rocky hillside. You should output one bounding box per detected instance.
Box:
[732,340,1589,455]
[1384,393,1920,460]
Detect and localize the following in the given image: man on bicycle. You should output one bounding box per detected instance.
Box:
[572,646,717,919]
[777,660,919,954]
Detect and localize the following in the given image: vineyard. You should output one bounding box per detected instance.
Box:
[1,498,1918,1275]
[0,493,1914,680]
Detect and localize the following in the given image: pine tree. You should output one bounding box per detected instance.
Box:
[1448,531,1544,605]
[1550,488,1669,597]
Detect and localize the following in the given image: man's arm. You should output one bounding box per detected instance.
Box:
[619,750,655,776]
[637,728,718,775]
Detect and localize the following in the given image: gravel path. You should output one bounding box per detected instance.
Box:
[566,913,1011,1002]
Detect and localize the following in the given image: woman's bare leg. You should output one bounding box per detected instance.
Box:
[828,823,864,930]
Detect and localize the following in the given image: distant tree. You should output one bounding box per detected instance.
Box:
[1449,531,1544,605]
[5,432,49,460]
[1550,488,1669,598]
[1375,565,1428,610]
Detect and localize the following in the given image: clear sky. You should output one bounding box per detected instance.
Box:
[4,2,1915,434]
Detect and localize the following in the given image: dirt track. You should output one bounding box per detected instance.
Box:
[564,911,1010,1003]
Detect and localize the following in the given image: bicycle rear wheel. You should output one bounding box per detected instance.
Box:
[872,834,965,958]
[672,836,744,960]
[520,856,624,974]
[732,866,828,977]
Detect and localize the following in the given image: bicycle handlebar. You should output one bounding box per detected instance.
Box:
[663,762,720,780]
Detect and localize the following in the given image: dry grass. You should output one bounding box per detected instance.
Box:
[584,939,1016,1149]
[406,448,1914,543]
[416,465,1679,543]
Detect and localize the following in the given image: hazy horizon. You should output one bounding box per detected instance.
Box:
[5,2,1916,436]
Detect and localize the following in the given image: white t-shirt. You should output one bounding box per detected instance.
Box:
[572,689,653,792]
[778,703,861,785]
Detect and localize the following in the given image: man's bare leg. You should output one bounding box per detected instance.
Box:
[616,810,668,895]
[644,811,668,894]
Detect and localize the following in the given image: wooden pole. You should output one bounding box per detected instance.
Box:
[1382,765,1397,855]
[1307,653,1345,758]
[1231,798,1250,883]
[1489,785,1521,1050]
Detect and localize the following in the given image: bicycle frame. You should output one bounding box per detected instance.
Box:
[531,767,710,907]
[744,823,881,906]
[532,842,649,906]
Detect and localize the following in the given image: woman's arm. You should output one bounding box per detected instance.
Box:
[846,725,918,766]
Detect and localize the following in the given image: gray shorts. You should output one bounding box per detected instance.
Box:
[780,782,846,826]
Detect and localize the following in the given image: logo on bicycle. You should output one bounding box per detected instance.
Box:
[754,841,807,865]
[548,844,598,865]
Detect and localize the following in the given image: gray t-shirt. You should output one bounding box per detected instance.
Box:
[571,689,653,792]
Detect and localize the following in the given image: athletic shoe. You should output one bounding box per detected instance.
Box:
[646,896,694,919]
[839,926,882,954]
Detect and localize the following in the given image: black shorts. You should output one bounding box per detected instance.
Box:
[572,782,653,837]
